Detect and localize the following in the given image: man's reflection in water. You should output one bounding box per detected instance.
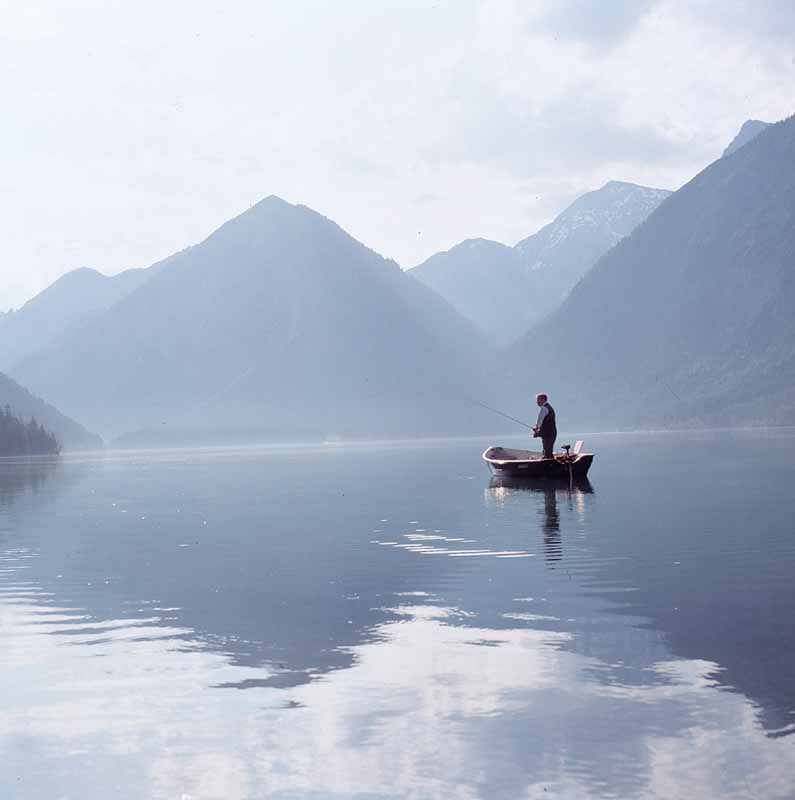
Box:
[541,488,562,564]
[486,478,593,567]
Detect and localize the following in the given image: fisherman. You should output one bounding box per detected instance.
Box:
[532,393,557,460]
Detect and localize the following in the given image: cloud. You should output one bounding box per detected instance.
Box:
[529,0,659,50]
[422,79,686,181]
[688,0,795,42]
[4,598,794,799]
[1,1,795,295]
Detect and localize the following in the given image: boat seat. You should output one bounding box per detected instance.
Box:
[573,440,584,456]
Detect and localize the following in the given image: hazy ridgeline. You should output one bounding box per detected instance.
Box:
[0,114,790,447]
[6,197,495,444]
[410,181,671,345]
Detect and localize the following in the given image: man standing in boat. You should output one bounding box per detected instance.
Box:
[533,393,557,460]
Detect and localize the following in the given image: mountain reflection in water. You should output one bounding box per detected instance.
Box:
[1,432,794,799]
[0,457,59,512]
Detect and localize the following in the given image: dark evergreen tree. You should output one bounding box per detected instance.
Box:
[0,406,60,455]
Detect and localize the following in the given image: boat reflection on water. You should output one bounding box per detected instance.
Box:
[488,476,594,495]
[486,476,594,564]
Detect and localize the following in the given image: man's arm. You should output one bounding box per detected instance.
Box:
[533,405,548,433]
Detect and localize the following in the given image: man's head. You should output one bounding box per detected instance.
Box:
[536,393,547,407]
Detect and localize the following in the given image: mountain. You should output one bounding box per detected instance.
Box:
[408,239,527,344]
[411,181,670,344]
[514,181,672,319]
[0,252,184,371]
[722,119,770,158]
[0,371,102,450]
[506,114,795,429]
[11,196,494,441]
[0,267,150,370]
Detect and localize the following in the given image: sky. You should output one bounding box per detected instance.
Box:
[2,0,794,309]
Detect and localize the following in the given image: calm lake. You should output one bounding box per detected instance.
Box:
[1,430,794,799]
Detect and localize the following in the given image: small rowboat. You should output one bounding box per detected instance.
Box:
[482,440,594,479]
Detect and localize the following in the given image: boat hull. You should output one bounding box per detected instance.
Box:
[482,446,594,480]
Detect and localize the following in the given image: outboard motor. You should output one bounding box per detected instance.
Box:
[562,444,573,490]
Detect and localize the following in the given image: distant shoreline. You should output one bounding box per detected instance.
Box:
[28,424,795,461]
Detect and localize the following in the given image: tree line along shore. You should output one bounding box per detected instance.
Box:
[0,405,61,456]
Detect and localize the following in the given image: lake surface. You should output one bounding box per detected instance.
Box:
[1,430,794,799]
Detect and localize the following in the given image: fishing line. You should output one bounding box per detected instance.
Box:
[460,396,534,431]
[657,375,683,403]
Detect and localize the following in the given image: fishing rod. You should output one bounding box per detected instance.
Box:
[461,396,534,431]
[397,374,536,433]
